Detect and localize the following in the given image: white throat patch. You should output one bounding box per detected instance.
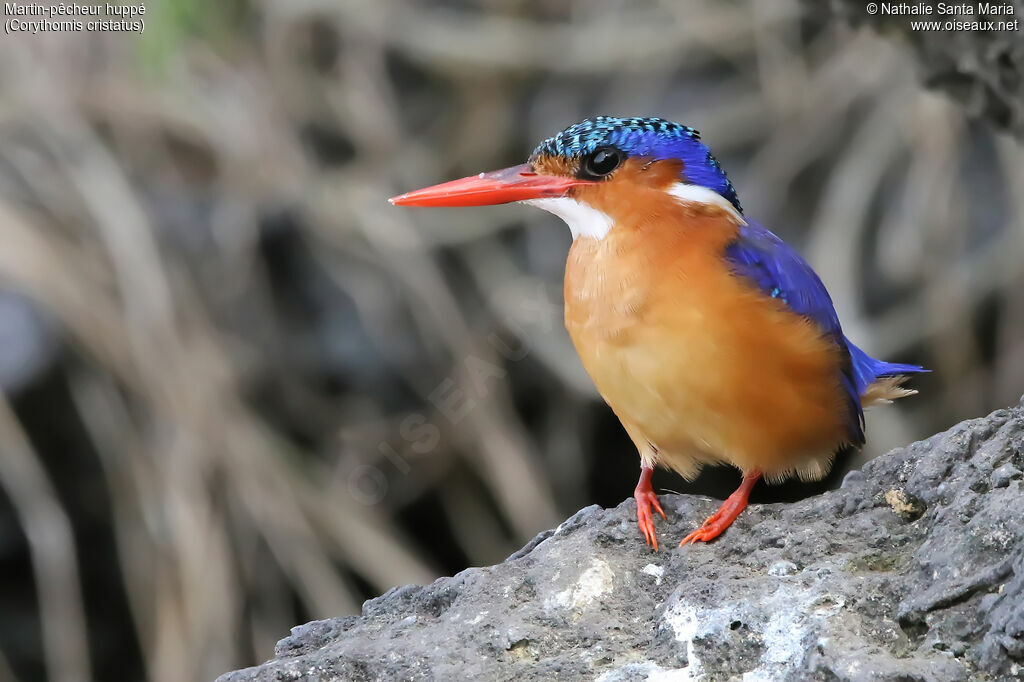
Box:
[522,198,614,241]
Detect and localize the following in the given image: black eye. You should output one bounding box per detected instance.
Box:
[580,147,622,179]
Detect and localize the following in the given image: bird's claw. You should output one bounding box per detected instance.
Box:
[634,489,666,551]
[680,508,725,544]
[680,507,738,545]
[679,471,761,547]
[679,520,722,545]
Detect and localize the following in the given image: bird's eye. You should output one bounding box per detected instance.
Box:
[580,147,622,179]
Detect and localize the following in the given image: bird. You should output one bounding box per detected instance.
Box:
[389,115,926,550]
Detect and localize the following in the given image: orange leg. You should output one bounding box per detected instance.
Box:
[634,465,667,550]
[680,470,761,546]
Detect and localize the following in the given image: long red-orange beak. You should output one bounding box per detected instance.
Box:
[389,164,592,207]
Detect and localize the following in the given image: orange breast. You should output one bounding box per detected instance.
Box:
[563,202,852,482]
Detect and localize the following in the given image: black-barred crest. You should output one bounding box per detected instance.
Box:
[530,116,742,213]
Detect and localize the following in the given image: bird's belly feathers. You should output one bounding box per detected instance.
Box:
[564,225,852,480]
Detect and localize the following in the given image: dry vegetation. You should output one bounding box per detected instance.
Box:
[0,1,1021,681]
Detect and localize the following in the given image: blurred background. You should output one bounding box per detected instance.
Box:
[0,1,1021,681]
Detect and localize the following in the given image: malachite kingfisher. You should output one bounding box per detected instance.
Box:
[390,116,926,550]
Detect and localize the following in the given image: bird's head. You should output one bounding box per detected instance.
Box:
[390,116,743,239]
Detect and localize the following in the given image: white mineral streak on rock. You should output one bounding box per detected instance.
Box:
[546,558,614,611]
[663,581,850,680]
[641,563,664,586]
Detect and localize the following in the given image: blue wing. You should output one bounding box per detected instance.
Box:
[724,221,925,446]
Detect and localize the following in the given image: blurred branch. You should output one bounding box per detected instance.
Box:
[802,0,1024,138]
[283,0,802,74]
[0,395,91,682]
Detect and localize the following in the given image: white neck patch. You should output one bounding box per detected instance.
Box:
[523,182,744,241]
[666,182,745,224]
[523,197,614,241]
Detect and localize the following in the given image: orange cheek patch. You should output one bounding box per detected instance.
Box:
[619,157,686,188]
[573,158,696,227]
[529,155,737,231]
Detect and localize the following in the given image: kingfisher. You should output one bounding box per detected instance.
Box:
[390,116,926,550]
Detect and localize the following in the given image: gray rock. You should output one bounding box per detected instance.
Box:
[218,403,1024,681]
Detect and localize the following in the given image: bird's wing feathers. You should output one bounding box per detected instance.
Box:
[723,223,843,337]
[723,221,866,445]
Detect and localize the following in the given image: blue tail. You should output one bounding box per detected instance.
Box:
[845,338,928,396]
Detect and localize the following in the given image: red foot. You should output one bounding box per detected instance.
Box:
[634,466,666,550]
[680,470,761,546]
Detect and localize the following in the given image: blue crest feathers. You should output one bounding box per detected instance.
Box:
[531,116,742,213]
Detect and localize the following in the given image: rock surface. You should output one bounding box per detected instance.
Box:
[218,404,1024,681]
